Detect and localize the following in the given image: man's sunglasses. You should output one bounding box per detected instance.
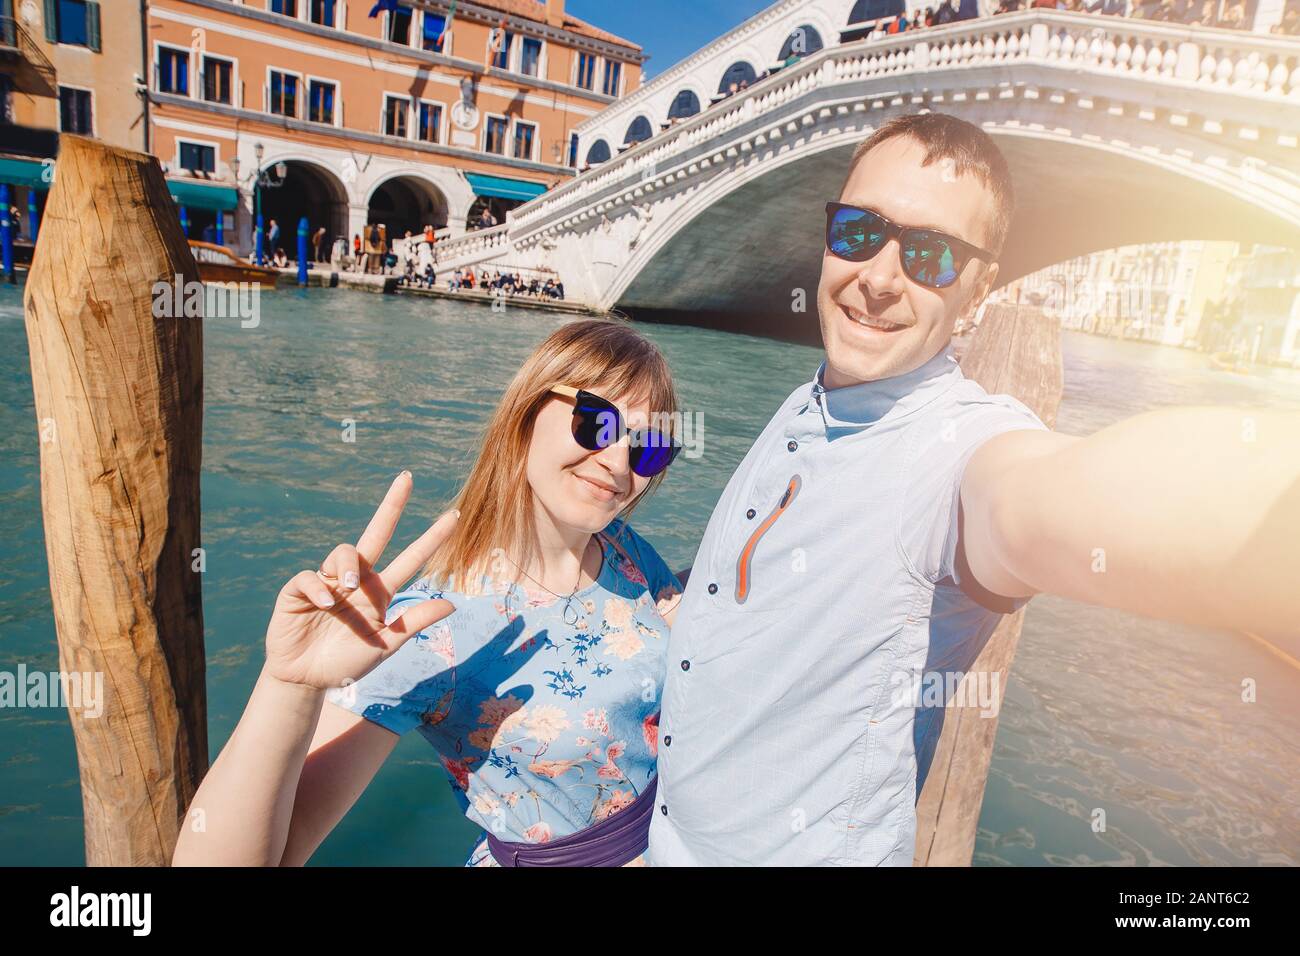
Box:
[824,201,996,289]
[550,385,682,478]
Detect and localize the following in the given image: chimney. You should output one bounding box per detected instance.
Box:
[546,0,566,27]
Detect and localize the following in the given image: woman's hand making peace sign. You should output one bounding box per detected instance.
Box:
[264,471,459,690]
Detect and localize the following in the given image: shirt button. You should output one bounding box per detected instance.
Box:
[680,660,691,671]
[746,508,756,519]
[707,582,718,594]
[787,439,798,452]
[663,734,672,747]
[660,804,668,816]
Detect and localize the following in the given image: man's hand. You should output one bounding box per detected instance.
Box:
[960,408,1300,635]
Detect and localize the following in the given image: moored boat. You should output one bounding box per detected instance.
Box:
[188,240,280,285]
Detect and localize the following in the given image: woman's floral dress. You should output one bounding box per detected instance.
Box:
[324,517,681,866]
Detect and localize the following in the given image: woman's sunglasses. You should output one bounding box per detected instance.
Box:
[550,385,682,478]
[824,201,996,289]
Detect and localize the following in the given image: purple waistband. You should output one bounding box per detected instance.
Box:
[487,776,657,867]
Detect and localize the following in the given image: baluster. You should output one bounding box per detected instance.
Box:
[1199,50,1216,84]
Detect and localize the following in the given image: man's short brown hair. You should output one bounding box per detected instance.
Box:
[842,112,1015,258]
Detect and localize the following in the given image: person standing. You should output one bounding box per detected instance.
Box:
[645,112,1300,866]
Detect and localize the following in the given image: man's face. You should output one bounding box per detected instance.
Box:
[816,135,1001,388]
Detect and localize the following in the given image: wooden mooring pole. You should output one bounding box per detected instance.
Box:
[913,301,1064,866]
[23,135,207,865]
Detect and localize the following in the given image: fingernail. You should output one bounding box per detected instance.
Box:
[399,469,412,479]
[321,595,335,608]
[344,571,360,589]
[451,509,461,520]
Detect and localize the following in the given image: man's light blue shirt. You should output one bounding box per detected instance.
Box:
[648,344,1047,866]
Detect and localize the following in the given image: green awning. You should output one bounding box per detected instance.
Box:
[0,156,53,190]
[166,178,239,212]
[465,172,547,202]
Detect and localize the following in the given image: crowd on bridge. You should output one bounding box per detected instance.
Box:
[443,267,567,301]
[848,0,1296,36]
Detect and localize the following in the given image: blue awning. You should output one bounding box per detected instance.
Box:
[0,156,53,190]
[166,178,239,212]
[465,172,547,202]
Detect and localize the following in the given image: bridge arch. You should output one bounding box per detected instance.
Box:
[848,0,907,22]
[717,60,757,94]
[668,88,702,120]
[777,24,825,64]
[624,115,654,145]
[607,115,1300,336]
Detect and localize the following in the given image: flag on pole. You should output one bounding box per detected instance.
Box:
[486,16,508,68]
[368,0,399,18]
[436,0,458,50]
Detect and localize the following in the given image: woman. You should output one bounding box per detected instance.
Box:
[173,320,685,867]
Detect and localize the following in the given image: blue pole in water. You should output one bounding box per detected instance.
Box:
[27,190,39,244]
[215,209,223,246]
[178,205,190,237]
[297,216,308,286]
[1,184,13,285]
[255,212,264,266]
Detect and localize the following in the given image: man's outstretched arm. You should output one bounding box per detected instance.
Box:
[960,407,1300,635]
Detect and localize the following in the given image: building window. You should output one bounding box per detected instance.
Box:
[568,132,578,167]
[484,115,507,155]
[384,95,409,137]
[202,56,233,105]
[520,37,542,78]
[308,79,336,124]
[158,48,189,96]
[58,86,93,135]
[513,121,535,161]
[51,0,99,49]
[179,141,216,174]
[0,76,13,125]
[422,12,447,52]
[602,60,621,97]
[417,102,441,143]
[309,0,336,26]
[491,29,513,70]
[269,0,298,16]
[269,70,299,117]
[576,52,596,91]
[387,5,413,45]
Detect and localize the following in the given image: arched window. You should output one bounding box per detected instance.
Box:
[585,139,611,164]
[717,61,757,94]
[624,115,653,145]
[668,89,701,119]
[777,25,824,63]
[848,0,906,21]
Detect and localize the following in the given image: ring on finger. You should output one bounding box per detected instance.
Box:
[315,569,338,582]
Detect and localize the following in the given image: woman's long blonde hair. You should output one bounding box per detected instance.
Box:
[422,319,679,593]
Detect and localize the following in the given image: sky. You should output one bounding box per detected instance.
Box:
[566,1,774,83]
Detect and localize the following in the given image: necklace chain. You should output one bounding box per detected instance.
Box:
[503,537,597,609]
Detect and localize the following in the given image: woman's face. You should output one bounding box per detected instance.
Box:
[525,385,656,534]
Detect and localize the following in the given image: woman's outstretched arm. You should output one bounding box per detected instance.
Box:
[172,473,457,866]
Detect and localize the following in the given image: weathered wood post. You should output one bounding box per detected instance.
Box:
[23,135,207,866]
[913,301,1063,866]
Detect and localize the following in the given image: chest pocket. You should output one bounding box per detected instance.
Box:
[734,474,802,605]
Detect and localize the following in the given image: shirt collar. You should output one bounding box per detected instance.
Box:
[808,343,962,430]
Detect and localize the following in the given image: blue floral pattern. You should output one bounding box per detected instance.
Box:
[324,517,680,863]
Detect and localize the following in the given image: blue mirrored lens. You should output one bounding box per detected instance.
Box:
[903,232,959,287]
[828,206,886,261]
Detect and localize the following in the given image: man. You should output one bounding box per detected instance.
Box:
[646,112,1299,866]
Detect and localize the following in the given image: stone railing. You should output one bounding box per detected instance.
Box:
[432,221,511,263]
[433,9,1299,270]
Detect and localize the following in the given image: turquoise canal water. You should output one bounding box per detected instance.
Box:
[2,285,1298,866]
